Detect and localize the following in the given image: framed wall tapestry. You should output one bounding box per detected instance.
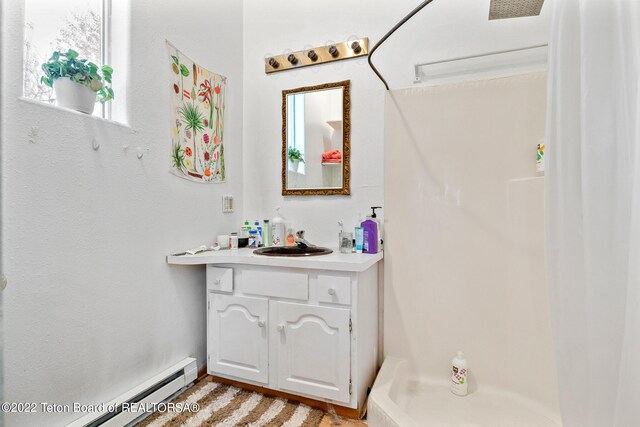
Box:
[167,41,226,183]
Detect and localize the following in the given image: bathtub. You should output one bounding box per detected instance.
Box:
[368,357,562,427]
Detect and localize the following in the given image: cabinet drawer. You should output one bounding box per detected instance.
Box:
[242,269,308,300]
[207,266,233,293]
[317,274,351,305]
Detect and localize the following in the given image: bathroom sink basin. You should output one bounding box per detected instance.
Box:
[253,246,333,257]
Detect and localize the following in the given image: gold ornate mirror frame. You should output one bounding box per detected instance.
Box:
[282,80,351,196]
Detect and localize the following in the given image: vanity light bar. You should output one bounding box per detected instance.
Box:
[265,38,369,74]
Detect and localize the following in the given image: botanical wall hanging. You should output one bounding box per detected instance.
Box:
[167,41,226,183]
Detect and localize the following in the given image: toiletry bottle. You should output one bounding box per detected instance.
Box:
[284,223,296,246]
[263,219,271,248]
[254,220,263,246]
[355,227,364,253]
[361,215,378,254]
[339,221,353,254]
[271,208,286,247]
[370,206,383,250]
[451,351,468,396]
[229,232,239,250]
[240,220,249,239]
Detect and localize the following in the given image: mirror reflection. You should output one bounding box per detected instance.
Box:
[282,80,350,195]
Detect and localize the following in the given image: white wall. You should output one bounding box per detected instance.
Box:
[0,0,553,424]
[0,0,243,425]
[242,0,550,246]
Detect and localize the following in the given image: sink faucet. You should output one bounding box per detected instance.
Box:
[295,230,315,248]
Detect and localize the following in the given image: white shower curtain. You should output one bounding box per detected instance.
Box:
[546,0,640,426]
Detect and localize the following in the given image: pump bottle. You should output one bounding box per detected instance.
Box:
[370,206,383,250]
[271,208,286,247]
[361,215,378,254]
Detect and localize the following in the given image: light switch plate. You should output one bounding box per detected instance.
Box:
[222,195,234,213]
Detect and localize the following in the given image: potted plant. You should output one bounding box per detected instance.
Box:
[41,49,114,114]
[288,147,304,172]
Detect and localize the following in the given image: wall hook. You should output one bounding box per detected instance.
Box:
[28,127,39,144]
[137,147,144,159]
[92,138,100,151]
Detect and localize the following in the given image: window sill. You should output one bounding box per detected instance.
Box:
[18,97,132,130]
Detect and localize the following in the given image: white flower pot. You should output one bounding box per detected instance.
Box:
[290,159,300,172]
[53,78,96,114]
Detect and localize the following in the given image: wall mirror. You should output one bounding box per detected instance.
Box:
[282,80,350,195]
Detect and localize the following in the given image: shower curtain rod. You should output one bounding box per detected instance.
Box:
[368,0,547,89]
[368,0,436,90]
[413,44,548,82]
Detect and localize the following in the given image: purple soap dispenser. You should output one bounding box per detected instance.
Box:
[362,214,378,254]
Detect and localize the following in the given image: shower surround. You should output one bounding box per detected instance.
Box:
[376,71,560,426]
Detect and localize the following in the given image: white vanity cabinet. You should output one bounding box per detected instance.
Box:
[168,248,382,413]
[203,259,380,412]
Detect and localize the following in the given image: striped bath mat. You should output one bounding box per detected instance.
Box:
[137,380,361,427]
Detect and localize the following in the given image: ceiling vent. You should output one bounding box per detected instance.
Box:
[489,0,545,20]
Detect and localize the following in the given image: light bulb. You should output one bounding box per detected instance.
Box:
[283,48,298,65]
[325,40,339,58]
[264,53,279,69]
[303,44,318,62]
[347,35,362,54]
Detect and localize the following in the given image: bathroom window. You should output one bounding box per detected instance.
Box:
[23,0,113,120]
[287,93,306,174]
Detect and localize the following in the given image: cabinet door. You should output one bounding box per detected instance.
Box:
[272,301,351,403]
[208,294,268,384]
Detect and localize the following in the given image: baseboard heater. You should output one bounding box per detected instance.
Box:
[67,357,198,427]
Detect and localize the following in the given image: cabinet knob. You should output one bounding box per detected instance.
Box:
[328,288,336,296]
[257,320,265,328]
[214,278,221,285]
[277,324,285,332]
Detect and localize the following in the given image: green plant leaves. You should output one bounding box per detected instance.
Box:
[172,141,185,169]
[41,49,115,103]
[179,102,206,134]
[98,86,114,103]
[101,65,113,83]
[288,147,304,162]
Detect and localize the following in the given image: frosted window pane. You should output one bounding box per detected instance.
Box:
[24,0,103,115]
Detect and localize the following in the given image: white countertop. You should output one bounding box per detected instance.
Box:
[167,247,383,272]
